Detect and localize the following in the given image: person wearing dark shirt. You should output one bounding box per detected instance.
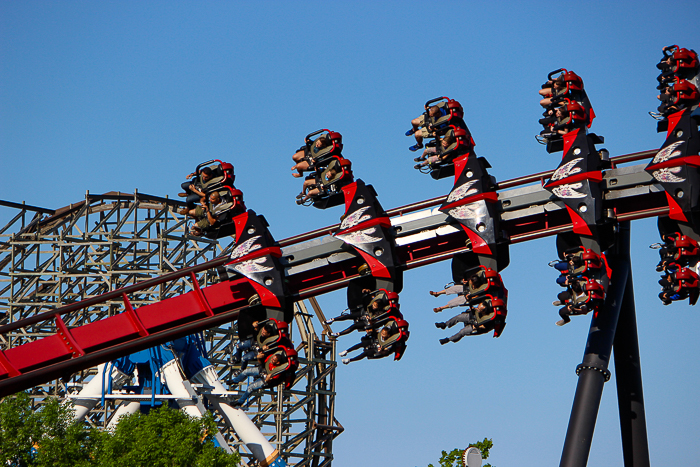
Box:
[179,167,213,209]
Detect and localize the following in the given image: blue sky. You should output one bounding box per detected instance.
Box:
[2,2,699,466]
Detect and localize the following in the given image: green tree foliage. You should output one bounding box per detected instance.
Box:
[427,438,494,467]
[0,393,240,467]
[428,448,463,467]
[0,392,39,466]
[0,392,100,466]
[98,405,239,467]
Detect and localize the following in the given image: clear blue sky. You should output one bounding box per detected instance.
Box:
[2,2,699,466]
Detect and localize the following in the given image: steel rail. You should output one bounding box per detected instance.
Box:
[0,255,231,335]
[278,149,657,246]
[0,149,661,337]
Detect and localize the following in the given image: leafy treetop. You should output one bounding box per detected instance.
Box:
[0,392,240,467]
[427,438,494,467]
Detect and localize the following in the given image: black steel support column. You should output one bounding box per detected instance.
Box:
[559,222,631,467]
[613,268,650,467]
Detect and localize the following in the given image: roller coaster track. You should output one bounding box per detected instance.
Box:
[0,149,662,398]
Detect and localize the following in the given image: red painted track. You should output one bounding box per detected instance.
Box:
[0,149,661,396]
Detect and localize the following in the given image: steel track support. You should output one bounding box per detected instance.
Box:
[559,222,631,467]
[613,265,650,467]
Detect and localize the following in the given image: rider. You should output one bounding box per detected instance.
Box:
[296,166,339,204]
[339,326,397,364]
[435,301,492,344]
[230,352,286,406]
[232,321,279,371]
[554,278,588,326]
[406,105,447,152]
[413,132,457,169]
[179,191,225,236]
[431,274,484,313]
[291,135,333,177]
[179,167,213,209]
[329,290,395,337]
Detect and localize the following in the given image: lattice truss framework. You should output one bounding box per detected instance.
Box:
[0,192,342,467]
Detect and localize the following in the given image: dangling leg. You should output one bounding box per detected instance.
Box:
[439,325,475,345]
[332,320,366,337]
[556,306,572,326]
[342,348,373,364]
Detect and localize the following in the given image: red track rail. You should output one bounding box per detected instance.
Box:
[0,149,660,396]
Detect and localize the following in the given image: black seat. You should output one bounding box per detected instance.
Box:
[200,187,246,239]
[196,160,235,193]
[303,130,343,169]
[303,156,354,209]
